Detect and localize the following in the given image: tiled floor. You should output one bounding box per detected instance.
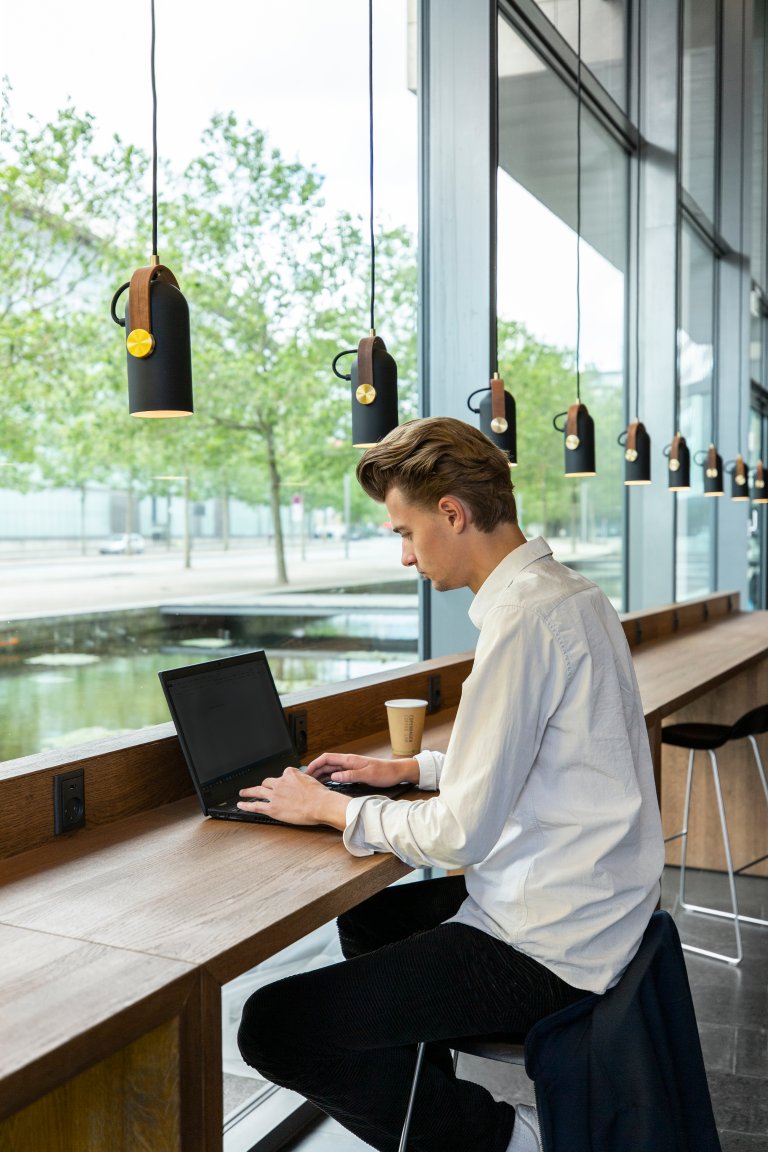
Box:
[281,869,768,1151]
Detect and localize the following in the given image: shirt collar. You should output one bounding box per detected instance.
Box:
[469,536,553,630]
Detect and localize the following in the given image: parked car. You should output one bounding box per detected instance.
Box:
[98,533,145,555]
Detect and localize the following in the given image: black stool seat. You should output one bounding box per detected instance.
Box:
[662,723,732,750]
[663,704,768,751]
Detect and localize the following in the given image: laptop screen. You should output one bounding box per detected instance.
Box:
[159,651,296,790]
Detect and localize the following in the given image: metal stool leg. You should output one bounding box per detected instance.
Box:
[398,1041,426,1152]
[678,749,742,965]
[676,748,695,911]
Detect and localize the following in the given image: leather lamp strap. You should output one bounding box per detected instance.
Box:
[566,403,582,441]
[357,334,385,388]
[491,374,506,421]
[128,264,180,335]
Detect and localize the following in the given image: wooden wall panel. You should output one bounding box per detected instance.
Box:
[0,1022,181,1152]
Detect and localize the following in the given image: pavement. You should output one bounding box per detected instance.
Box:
[0,537,413,622]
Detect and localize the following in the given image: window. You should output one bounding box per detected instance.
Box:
[681,0,719,221]
[497,13,627,606]
[530,0,628,109]
[0,1,419,767]
[676,223,717,600]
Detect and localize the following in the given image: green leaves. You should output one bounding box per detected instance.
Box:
[0,98,418,577]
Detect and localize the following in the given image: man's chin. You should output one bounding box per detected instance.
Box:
[426,576,452,593]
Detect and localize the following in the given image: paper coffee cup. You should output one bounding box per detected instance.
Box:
[385,698,428,757]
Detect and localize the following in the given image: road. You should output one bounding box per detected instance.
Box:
[0,537,408,621]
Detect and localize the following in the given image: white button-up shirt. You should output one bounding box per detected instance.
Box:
[343,537,665,993]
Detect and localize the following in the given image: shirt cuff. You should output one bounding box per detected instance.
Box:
[342,795,375,857]
[415,750,439,792]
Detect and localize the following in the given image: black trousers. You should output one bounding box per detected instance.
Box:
[238,876,589,1152]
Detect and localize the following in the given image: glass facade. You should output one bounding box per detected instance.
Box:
[531,0,628,109]
[676,223,717,600]
[0,0,764,751]
[681,0,719,220]
[497,12,626,605]
[0,0,419,765]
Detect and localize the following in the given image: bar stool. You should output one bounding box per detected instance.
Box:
[398,911,721,1152]
[662,703,768,965]
[398,1035,526,1152]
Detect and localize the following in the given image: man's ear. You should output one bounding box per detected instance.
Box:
[437,495,471,531]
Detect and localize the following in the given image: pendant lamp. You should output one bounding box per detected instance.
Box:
[621,4,651,485]
[332,0,398,448]
[729,453,750,500]
[467,372,517,464]
[553,0,596,477]
[752,460,768,503]
[110,0,193,418]
[699,443,724,496]
[621,421,652,485]
[665,432,691,490]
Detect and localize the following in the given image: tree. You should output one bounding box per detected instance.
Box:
[154,113,418,581]
[0,100,418,581]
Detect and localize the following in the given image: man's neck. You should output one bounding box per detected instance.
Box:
[467,522,527,594]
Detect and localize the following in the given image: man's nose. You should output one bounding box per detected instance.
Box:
[401,542,416,567]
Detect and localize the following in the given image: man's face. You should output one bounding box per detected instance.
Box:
[385,486,467,592]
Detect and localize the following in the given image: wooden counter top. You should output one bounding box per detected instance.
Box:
[631,610,768,721]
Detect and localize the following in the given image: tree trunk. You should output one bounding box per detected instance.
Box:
[79,484,87,555]
[266,429,288,585]
[221,486,230,551]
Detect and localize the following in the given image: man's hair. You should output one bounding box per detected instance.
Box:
[356,417,517,532]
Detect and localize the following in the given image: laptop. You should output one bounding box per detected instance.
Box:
[158,649,412,824]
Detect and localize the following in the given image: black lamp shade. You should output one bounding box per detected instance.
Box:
[479,374,517,464]
[703,444,724,496]
[666,432,690,491]
[752,460,768,503]
[121,265,193,418]
[623,421,651,485]
[558,403,596,476]
[350,334,398,448]
[730,455,750,501]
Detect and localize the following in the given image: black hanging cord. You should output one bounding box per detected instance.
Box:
[634,0,642,422]
[368,0,375,333]
[575,0,582,403]
[736,0,747,449]
[151,0,158,259]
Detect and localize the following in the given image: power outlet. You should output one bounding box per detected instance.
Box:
[288,710,309,759]
[53,768,86,834]
[427,673,442,713]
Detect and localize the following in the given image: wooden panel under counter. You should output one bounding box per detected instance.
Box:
[0,923,219,1151]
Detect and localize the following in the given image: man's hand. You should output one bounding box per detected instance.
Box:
[238,767,350,829]
[306,752,420,789]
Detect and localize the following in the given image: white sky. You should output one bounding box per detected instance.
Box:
[0,0,623,371]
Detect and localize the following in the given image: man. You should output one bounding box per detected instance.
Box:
[237,417,664,1152]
